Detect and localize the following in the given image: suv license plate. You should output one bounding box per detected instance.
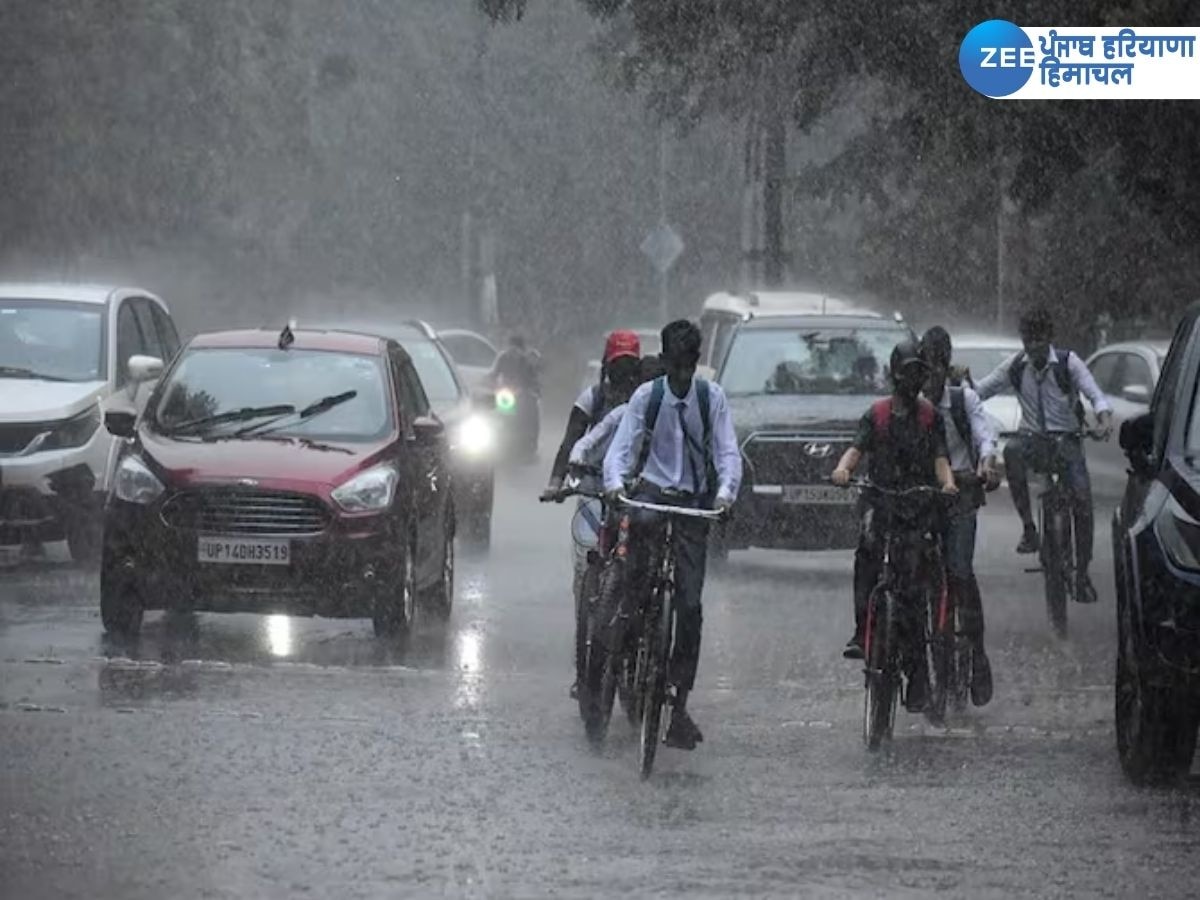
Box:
[782,485,855,505]
[198,537,291,565]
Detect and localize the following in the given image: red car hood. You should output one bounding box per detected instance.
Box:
[140,431,390,492]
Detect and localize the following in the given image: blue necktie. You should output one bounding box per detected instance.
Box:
[676,401,701,494]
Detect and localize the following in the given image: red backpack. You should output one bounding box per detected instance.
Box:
[870,397,936,441]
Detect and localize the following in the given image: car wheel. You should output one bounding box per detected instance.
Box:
[67,515,103,566]
[424,516,455,622]
[1115,578,1197,784]
[100,547,143,637]
[373,539,417,639]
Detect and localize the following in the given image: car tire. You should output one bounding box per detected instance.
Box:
[99,546,143,637]
[373,538,417,639]
[424,515,455,623]
[1116,575,1198,784]
[67,515,103,566]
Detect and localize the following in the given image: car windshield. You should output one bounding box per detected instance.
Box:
[0,300,105,382]
[719,326,900,396]
[953,346,1019,378]
[152,348,392,441]
[400,339,460,405]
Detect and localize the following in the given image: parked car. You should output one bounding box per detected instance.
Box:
[0,283,178,563]
[436,328,499,393]
[712,310,911,559]
[1111,304,1200,784]
[310,319,497,550]
[1086,340,1170,498]
[99,325,454,639]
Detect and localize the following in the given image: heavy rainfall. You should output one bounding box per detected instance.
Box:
[2,2,1199,898]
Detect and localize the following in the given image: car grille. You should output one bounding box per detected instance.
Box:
[161,490,330,536]
[742,434,853,485]
[0,422,51,455]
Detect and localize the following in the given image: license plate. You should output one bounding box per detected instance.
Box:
[197,537,291,565]
[782,484,855,505]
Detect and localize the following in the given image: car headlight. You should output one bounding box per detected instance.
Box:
[1155,496,1200,571]
[332,464,398,512]
[43,404,101,451]
[456,415,493,456]
[113,455,165,504]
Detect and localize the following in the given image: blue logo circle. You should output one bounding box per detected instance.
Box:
[959,19,1033,98]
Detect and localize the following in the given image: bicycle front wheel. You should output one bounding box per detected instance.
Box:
[864,588,898,751]
[1041,503,1069,639]
[639,581,673,778]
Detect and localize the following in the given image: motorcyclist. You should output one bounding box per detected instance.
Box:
[919,326,998,706]
[973,306,1113,604]
[541,330,642,501]
[602,320,742,750]
[831,339,957,712]
[490,333,542,462]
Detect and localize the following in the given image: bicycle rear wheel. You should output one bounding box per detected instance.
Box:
[925,580,951,727]
[639,581,673,778]
[864,589,898,751]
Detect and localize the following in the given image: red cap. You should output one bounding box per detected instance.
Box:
[604,330,641,363]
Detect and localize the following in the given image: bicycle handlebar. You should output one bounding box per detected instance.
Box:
[538,468,604,503]
[616,495,728,520]
[830,477,949,498]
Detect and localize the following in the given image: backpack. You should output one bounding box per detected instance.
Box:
[870,397,937,440]
[1008,350,1085,425]
[631,376,714,499]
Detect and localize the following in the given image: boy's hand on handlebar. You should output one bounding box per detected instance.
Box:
[714,496,734,520]
[1096,411,1114,441]
[831,467,852,487]
[978,455,1001,491]
[603,488,623,508]
[941,479,959,495]
[538,477,563,503]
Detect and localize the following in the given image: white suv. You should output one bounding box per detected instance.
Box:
[0,283,179,562]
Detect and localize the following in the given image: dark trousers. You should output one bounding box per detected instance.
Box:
[1003,433,1094,568]
[944,502,985,640]
[616,485,710,693]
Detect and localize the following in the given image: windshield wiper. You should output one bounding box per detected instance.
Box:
[0,365,71,382]
[162,404,296,435]
[232,390,358,438]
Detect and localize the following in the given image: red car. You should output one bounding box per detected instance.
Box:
[99,325,454,639]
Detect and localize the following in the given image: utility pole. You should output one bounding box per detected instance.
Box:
[657,122,668,324]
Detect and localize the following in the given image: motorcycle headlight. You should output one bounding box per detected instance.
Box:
[455,415,493,456]
[1155,496,1200,571]
[113,455,165,504]
[332,464,398,513]
[495,388,517,415]
[43,404,101,451]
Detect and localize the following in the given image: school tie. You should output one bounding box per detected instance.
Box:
[676,401,701,494]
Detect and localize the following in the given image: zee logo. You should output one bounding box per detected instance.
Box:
[979,47,1037,68]
[960,19,1035,97]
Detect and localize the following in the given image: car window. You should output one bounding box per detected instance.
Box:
[0,299,105,382]
[115,299,148,387]
[401,361,430,418]
[1120,353,1154,391]
[440,333,495,368]
[154,348,392,442]
[953,347,1018,380]
[131,299,165,362]
[710,320,738,373]
[399,338,461,405]
[1087,352,1121,394]
[150,303,181,360]
[718,326,899,396]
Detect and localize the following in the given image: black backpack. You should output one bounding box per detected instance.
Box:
[630,376,715,500]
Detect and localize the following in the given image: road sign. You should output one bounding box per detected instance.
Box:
[641,223,684,274]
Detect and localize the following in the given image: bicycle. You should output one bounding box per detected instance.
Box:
[539,464,608,728]
[1019,428,1104,640]
[838,478,948,750]
[593,493,725,776]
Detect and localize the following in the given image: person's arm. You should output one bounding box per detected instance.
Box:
[603,384,649,496]
[963,387,998,460]
[832,411,872,484]
[570,405,624,466]
[541,407,592,499]
[1068,352,1114,426]
[974,353,1018,401]
[936,456,957,493]
[932,411,957,493]
[708,386,742,506]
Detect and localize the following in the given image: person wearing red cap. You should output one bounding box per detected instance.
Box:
[542,329,644,699]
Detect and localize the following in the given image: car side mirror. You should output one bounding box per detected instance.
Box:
[104,409,137,439]
[412,414,444,443]
[1121,384,1151,405]
[1120,412,1155,473]
[127,354,164,384]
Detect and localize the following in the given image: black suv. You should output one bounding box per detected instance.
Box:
[711,311,913,559]
[1112,301,1200,784]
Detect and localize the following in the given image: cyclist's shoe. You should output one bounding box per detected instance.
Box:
[971,645,993,707]
[843,633,865,660]
[665,709,704,750]
[1016,525,1040,554]
[905,670,929,712]
[1076,573,1099,604]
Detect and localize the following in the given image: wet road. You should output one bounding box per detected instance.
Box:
[3,457,1199,898]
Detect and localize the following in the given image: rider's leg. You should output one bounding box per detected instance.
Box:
[666,514,709,749]
[946,505,993,704]
[1004,435,1040,553]
[1063,439,1098,602]
[847,504,882,658]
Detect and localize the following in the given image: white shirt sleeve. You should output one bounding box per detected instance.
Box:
[603,384,650,493]
[708,383,743,503]
[573,385,599,418]
[974,352,1020,401]
[1068,352,1113,415]
[570,404,625,465]
[963,387,997,460]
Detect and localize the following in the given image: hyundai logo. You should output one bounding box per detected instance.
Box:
[237,478,259,487]
[804,443,833,458]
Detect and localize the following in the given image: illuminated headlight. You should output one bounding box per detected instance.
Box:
[1155,496,1200,571]
[113,455,165,504]
[43,404,101,451]
[332,464,398,513]
[456,415,493,455]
